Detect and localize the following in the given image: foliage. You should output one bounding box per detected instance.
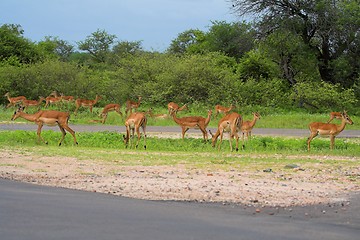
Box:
[77,29,117,63]
[0,24,41,64]
[0,18,359,113]
[230,0,360,87]
[291,81,358,112]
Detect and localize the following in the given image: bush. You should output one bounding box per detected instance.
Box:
[291,81,358,112]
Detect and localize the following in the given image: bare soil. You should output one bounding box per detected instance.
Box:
[0,149,359,207]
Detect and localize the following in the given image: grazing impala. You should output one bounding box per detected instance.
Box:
[327,111,342,123]
[167,102,188,114]
[99,103,123,124]
[125,96,142,115]
[209,112,243,151]
[241,112,261,141]
[123,112,147,149]
[60,93,74,102]
[307,110,353,151]
[170,109,212,141]
[11,106,78,146]
[74,95,102,115]
[214,104,235,117]
[21,96,45,109]
[4,92,26,108]
[44,91,62,108]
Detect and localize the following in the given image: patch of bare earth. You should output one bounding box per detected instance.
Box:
[0,150,359,207]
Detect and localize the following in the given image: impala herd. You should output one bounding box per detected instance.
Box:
[4,92,355,151]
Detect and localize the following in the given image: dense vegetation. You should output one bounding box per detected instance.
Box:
[1,0,359,116]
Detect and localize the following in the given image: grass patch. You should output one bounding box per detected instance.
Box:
[0,130,359,165]
[1,106,359,129]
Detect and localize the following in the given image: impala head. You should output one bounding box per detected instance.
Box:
[342,111,354,125]
[11,106,25,121]
[4,92,10,97]
[253,112,261,119]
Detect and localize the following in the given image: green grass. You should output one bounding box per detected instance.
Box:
[0,130,359,155]
[1,105,359,129]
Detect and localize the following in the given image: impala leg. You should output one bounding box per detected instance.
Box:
[58,125,66,146]
[200,126,208,142]
[330,135,335,150]
[142,125,147,150]
[181,127,189,139]
[74,106,79,115]
[36,122,47,144]
[101,113,108,124]
[307,131,318,151]
[130,128,135,148]
[116,109,123,118]
[135,126,141,149]
[62,124,78,145]
[89,106,93,113]
[218,131,224,151]
[234,133,239,152]
[228,132,233,152]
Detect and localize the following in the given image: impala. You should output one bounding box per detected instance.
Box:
[74,95,102,115]
[327,111,342,123]
[307,110,353,151]
[125,96,142,115]
[241,112,261,141]
[4,92,26,108]
[99,103,123,124]
[214,104,235,117]
[148,110,168,120]
[170,109,212,141]
[209,112,243,151]
[44,91,62,108]
[123,112,147,149]
[11,106,78,146]
[21,96,45,109]
[60,93,74,102]
[167,102,188,114]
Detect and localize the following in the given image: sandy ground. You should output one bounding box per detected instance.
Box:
[0,149,359,208]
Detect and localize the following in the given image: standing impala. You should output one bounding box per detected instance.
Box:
[167,102,188,114]
[11,106,78,146]
[209,112,243,151]
[170,109,212,141]
[21,96,45,109]
[74,95,102,115]
[307,110,353,151]
[123,112,147,149]
[214,104,236,117]
[241,112,261,141]
[4,92,27,108]
[99,103,123,124]
[125,96,142,116]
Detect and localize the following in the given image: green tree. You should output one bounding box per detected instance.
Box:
[205,21,255,59]
[0,24,40,64]
[78,29,117,63]
[230,0,360,87]
[167,29,205,54]
[38,37,74,62]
